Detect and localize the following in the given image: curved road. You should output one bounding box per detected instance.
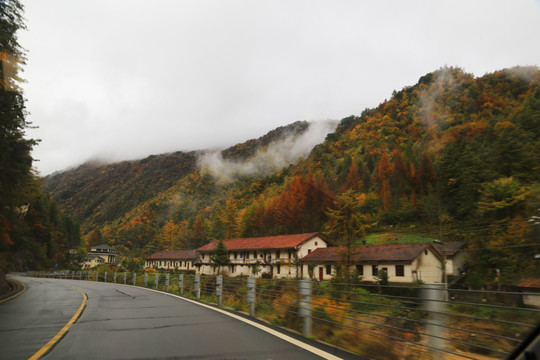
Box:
[1,275,356,360]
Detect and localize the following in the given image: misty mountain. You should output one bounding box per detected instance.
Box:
[43,66,540,288]
[42,121,323,232]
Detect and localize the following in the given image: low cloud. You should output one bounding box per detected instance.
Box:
[198,120,338,181]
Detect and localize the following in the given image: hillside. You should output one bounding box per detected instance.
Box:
[43,120,319,233]
[47,66,540,286]
[42,152,199,233]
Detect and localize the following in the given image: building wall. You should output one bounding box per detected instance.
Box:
[297,236,328,258]
[82,256,105,269]
[303,248,443,284]
[522,293,540,307]
[446,252,468,276]
[145,259,194,271]
[410,248,443,284]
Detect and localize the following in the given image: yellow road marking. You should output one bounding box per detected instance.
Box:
[28,286,87,360]
[0,280,27,303]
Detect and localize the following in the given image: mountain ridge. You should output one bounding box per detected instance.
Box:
[43,65,540,287]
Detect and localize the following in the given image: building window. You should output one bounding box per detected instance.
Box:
[396,265,404,277]
[233,252,237,259]
[372,265,378,275]
[276,250,280,259]
[356,265,364,276]
[202,253,205,259]
[277,264,281,274]
[326,264,332,275]
[253,251,257,259]
[315,241,318,246]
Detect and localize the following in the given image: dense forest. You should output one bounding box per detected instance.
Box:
[43,65,540,287]
[0,0,81,275]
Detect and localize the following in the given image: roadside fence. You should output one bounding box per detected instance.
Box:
[27,270,540,359]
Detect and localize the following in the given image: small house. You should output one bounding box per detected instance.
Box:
[301,243,444,283]
[82,244,118,269]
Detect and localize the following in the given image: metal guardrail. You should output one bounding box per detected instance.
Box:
[27,270,540,359]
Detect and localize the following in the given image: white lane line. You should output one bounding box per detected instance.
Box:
[135,286,343,360]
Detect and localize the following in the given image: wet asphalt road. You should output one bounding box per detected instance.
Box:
[0,275,351,360]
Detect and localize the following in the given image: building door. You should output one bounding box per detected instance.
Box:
[319,267,324,281]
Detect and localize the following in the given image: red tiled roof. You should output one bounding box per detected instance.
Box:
[518,278,540,289]
[197,233,323,252]
[146,250,198,260]
[301,243,438,263]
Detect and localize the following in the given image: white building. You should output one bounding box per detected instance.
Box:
[301,243,444,284]
[145,250,198,271]
[82,244,117,269]
[195,232,329,278]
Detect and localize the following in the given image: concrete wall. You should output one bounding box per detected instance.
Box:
[410,248,443,284]
[446,252,468,276]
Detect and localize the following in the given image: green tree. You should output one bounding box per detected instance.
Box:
[478,177,527,219]
[210,239,230,275]
[0,0,38,262]
[324,190,369,284]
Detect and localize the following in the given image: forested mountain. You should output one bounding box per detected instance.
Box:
[42,152,199,233]
[46,66,540,286]
[42,120,316,233]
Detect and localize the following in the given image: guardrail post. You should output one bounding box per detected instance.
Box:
[216,275,223,306]
[195,274,200,300]
[113,272,117,283]
[133,272,137,286]
[422,283,445,353]
[179,274,184,295]
[155,273,159,289]
[299,279,312,337]
[123,272,127,285]
[247,277,256,317]
[144,272,148,287]
[166,273,170,292]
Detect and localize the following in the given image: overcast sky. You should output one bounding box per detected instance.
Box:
[18,0,540,175]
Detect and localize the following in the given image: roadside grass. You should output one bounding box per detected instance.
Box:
[361,232,436,245]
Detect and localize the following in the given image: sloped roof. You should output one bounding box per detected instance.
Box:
[86,254,105,260]
[91,244,115,250]
[197,233,324,252]
[301,243,439,263]
[431,241,465,257]
[518,278,540,289]
[146,250,198,260]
